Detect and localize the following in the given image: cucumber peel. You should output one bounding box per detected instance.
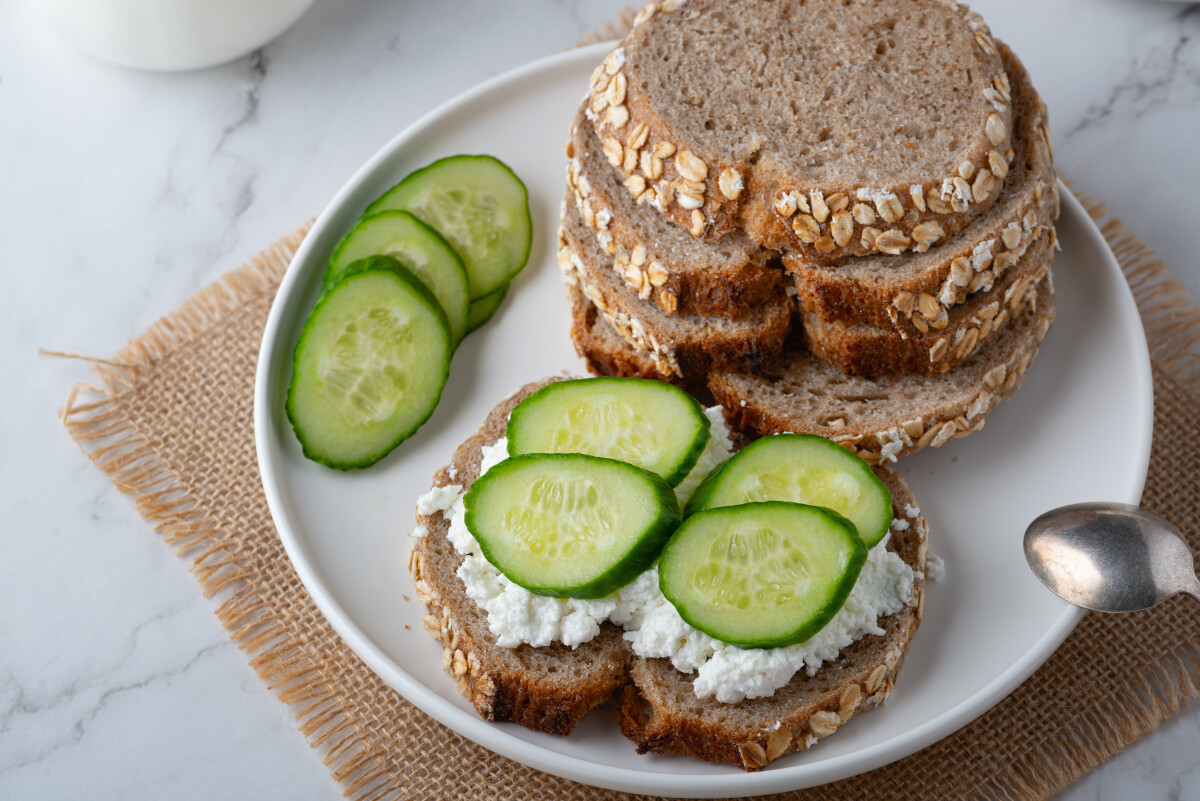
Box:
[285,262,451,470]
[685,434,893,547]
[366,155,531,299]
[507,377,710,486]
[659,502,867,648]
[464,453,681,598]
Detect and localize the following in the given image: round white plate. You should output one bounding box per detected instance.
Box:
[254,43,1153,798]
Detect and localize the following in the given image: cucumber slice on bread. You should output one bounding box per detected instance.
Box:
[464,453,681,598]
[326,210,471,344]
[506,377,710,486]
[286,258,451,470]
[659,502,867,648]
[366,155,531,299]
[685,434,894,547]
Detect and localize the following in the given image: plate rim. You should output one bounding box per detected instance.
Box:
[253,42,1154,797]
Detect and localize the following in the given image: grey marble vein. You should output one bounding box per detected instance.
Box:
[1065,5,1200,140]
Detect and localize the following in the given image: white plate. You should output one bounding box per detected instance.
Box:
[254,43,1153,798]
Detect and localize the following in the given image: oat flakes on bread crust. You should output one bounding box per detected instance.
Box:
[802,228,1055,377]
[567,104,782,319]
[411,379,929,769]
[710,276,1057,464]
[590,0,1013,259]
[786,42,1059,337]
[618,470,927,770]
[559,195,792,379]
[565,280,717,403]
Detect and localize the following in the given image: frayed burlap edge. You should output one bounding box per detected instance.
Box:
[965,195,1200,801]
[52,18,1200,798]
[56,222,409,801]
[55,194,1200,801]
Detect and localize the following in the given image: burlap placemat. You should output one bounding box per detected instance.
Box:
[54,19,1200,797]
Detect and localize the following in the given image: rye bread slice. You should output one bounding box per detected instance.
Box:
[558,196,792,379]
[589,0,1014,259]
[410,377,631,735]
[709,277,1057,465]
[564,278,720,405]
[567,103,781,319]
[802,229,1055,376]
[412,377,929,769]
[786,42,1059,336]
[618,469,927,770]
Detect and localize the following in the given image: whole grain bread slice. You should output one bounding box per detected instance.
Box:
[559,195,792,379]
[618,469,927,770]
[589,0,1014,259]
[411,377,929,770]
[802,228,1055,376]
[786,42,1058,338]
[567,103,781,319]
[410,377,631,735]
[709,276,1057,465]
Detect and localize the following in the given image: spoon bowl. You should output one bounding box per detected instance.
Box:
[1024,502,1200,613]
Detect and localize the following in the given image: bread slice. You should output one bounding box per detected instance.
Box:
[802,228,1054,376]
[411,378,928,770]
[558,195,792,380]
[589,0,1014,259]
[785,42,1059,336]
[567,103,781,319]
[709,276,1057,465]
[410,377,631,735]
[618,468,927,770]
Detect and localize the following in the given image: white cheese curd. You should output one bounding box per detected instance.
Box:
[425,409,916,703]
[672,406,735,506]
[692,535,916,703]
[926,552,947,582]
[415,483,461,516]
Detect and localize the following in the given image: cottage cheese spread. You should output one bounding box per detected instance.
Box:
[413,407,918,703]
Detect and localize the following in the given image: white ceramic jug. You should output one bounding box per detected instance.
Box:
[28,0,317,71]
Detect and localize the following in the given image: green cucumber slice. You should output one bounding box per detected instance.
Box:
[465,284,508,335]
[685,434,893,547]
[325,211,471,344]
[506,377,710,486]
[659,502,867,648]
[365,155,531,299]
[286,263,451,470]
[463,453,681,598]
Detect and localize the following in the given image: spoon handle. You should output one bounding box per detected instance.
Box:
[1183,573,1200,604]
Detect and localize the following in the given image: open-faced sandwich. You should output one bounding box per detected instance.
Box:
[411,376,928,770]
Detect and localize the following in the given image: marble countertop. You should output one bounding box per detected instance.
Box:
[2,0,1198,798]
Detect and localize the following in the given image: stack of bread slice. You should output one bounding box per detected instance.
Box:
[561,0,1060,465]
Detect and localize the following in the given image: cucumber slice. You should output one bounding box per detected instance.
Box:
[506,377,710,486]
[366,155,531,299]
[659,502,867,648]
[286,264,451,470]
[465,284,508,335]
[685,434,893,547]
[325,211,471,344]
[464,453,681,598]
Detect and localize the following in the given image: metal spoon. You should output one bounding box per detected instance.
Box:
[1024,502,1200,612]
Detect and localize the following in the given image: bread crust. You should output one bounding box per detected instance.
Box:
[411,378,931,767]
[617,470,927,770]
[411,378,631,735]
[589,0,1015,260]
[785,43,1059,335]
[558,198,792,379]
[568,105,783,319]
[803,230,1055,377]
[711,277,1057,465]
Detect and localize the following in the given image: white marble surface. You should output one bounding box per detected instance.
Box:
[2,0,1198,798]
